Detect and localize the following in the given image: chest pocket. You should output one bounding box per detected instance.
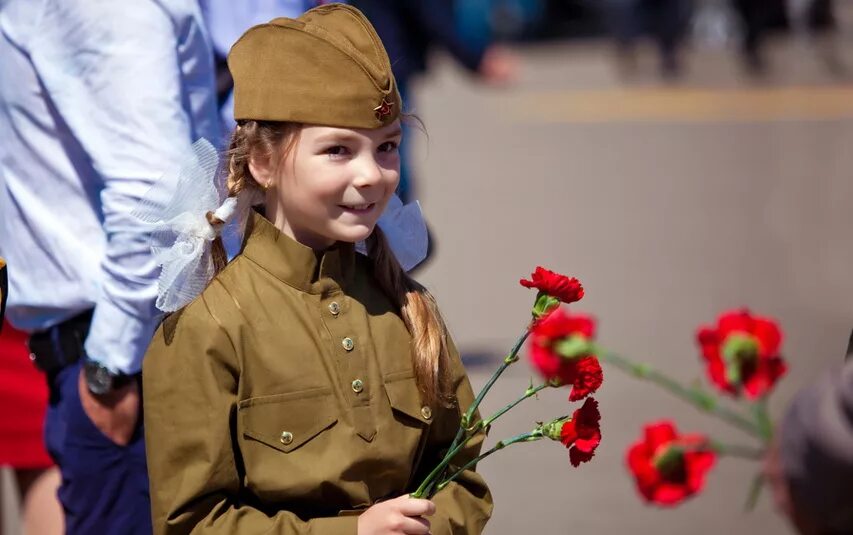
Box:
[238,387,338,454]
[383,371,434,477]
[384,371,434,426]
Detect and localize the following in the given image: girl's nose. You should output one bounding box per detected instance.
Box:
[352,155,383,188]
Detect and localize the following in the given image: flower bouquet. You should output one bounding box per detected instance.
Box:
[411,267,603,498]
[412,266,785,511]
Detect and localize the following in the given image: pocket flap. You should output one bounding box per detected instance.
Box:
[384,371,431,425]
[238,387,338,453]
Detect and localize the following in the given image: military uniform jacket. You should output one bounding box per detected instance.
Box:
[143,214,493,534]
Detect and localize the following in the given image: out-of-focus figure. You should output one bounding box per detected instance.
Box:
[765,350,853,534]
[0,320,63,535]
[604,0,690,78]
[0,1,220,533]
[351,0,519,203]
[729,0,771,73]
[787,0,846,75]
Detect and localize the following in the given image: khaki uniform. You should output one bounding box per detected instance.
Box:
[143,214,493,534]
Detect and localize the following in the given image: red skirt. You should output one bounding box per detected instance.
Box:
[0,320,53,469]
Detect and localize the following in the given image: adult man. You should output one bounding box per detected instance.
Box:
[0,0,220,532]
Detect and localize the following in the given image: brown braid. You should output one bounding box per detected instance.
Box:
[368,228,452,407]
[209,120,300,276]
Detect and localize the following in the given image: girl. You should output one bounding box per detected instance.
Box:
[142,4,492,534]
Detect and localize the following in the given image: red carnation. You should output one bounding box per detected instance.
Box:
[529,308,603,401]
[626,421,716,507]
[520,267,584,304]
[560,397,602,467]
[696,309,787,399]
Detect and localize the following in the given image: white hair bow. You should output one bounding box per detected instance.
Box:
[132,139,236,312]
[134,138,429,313]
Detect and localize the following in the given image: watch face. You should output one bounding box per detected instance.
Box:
[85,362,113,395]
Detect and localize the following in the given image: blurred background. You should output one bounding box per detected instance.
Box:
[407,1,853,534]
[3,0,853,533]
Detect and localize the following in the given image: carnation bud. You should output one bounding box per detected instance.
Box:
[554,334,594,359]
[532,293,560,319]
[721,333,759,386]
[542,416,571,441]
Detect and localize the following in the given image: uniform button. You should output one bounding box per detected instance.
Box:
[351,379,364,393]
[421,406,433,420]
[329,301,341,316]
[342,337,354,351]
[280,431,293,445]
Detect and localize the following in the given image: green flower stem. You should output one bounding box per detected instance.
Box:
[481,382,551,429]
[710,439,766,460]
[434,430,545,493]
[599,349,764,439]
[752,397,774,443]
[413,381,549,499]
[411,434,472,498]
[463,326,533,429]
[445,326,533,467]
[744,472,766,512]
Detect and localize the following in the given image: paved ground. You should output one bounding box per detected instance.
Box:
[409,33,853,535]
[4,29,853,534]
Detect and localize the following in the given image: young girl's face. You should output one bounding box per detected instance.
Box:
[264,120,402,250]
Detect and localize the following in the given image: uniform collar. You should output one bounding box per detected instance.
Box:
[242,212,355,294]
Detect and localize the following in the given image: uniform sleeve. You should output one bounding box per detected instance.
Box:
[143,293,358,535]
[414,339,493,534]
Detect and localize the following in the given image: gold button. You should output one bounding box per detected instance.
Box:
[342,337,354,351]
[329,301,340,316]
[280,431,293,445]
[351,379,364,393]
[421,406,433,420]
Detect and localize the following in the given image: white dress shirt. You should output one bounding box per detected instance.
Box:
[0,0,221,373]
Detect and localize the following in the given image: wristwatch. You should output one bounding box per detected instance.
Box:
[83,359,132,396]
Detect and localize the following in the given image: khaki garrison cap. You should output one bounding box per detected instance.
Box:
[228,3,401,129]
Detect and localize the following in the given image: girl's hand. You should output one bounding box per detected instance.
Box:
[358,495,435,534]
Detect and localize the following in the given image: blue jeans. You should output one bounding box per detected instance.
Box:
[45,362,152,534]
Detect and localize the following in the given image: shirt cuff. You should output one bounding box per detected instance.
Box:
[84,297,160,374]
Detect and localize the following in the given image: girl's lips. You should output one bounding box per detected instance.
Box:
[339,202,376,215]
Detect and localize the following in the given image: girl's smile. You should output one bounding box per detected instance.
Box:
[249,121,403,250]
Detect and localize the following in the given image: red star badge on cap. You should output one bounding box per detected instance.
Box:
[374,98,393,120]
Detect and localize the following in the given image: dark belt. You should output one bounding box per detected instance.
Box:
[28,309,94,376]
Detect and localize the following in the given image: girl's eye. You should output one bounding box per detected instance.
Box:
[325,145,350,158]
[378,141,399,153]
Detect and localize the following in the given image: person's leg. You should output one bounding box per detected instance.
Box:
[15,467,63,535]
[649,0,684,77]
[731,0,768,72]
[46,361,151,535]
[606,0,643,75]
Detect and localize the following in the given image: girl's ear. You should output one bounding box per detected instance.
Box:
[248,148,274,190]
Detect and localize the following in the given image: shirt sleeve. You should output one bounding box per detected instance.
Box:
[27,0,217,373]
[413,338,493,534]
[143,288,359,535]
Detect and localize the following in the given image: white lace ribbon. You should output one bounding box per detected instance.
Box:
[132,138,233,312]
